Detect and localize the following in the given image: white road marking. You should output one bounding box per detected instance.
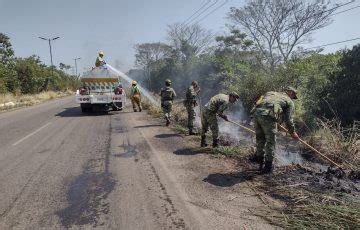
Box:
[12,122,52,146]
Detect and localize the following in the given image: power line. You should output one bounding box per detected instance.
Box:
[183,0,219,27]
[180,0,212,26]
[330,4,360,16]
[193,0,229,25]
[287,0,355,27]
[304,37,360,50]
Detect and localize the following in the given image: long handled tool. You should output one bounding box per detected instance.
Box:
[277,124,343,169]
[227,119,255,134]
[226,118,344,169]
[198,90,203,125]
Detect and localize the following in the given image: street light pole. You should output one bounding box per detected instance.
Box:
[39,36,60,66]
[38,36,60,89]
[73,57,81,77]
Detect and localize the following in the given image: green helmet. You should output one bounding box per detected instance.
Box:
[285,86,298,99]
[165,79,171,86]
[229,91,240,99]
[191,80,198,86]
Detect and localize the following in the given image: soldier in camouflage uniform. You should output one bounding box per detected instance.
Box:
[252,87,300,174]
[184,81,200,135]
[160,79,176,126]
[201,92,239,148]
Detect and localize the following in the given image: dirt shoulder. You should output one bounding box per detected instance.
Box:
[111,108,280,229]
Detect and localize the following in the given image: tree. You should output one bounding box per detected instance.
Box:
[0,33,15,65]
[59,63,71,72]
[322,45,360,126]
[134,42,173,89]
[167,23,214,59]
[228,0,336,69]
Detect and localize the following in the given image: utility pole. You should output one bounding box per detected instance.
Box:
[73,57,81,77]
[38,36,60,90]
[38,36,60,66]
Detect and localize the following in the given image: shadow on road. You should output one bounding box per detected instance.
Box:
[133,124,163,128]
[203,170,258,187]
[174,148,201,156]
[55,107,113,117]
[154,133,182,138]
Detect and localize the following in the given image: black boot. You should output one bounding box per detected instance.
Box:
[166,118,170,126]
[249,155,264,170]
[201,135,208,147]
[212,139,219,148]
[261,161,273,174]
[189,128,196,135]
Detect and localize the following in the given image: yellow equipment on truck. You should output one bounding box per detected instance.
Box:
[76,65,126,113]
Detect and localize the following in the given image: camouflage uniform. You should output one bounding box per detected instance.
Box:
[184,85,198,130]
[95,56,105,67]
[253,92,296,163]
[160,86,176,124]
[130,86,142,112]
[201,94,230,142]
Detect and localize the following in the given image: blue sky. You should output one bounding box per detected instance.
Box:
[0,0,359,74]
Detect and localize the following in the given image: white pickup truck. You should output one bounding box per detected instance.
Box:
[76,66,126,113]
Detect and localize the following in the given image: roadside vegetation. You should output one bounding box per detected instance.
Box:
[134,0,359,228]
[0,90,74,111]
[0,33,79,110]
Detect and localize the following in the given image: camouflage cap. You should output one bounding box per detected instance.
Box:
[165,79,172,85]
[285,86,298,99]
[191,80,198,86]
[229,91,240,99]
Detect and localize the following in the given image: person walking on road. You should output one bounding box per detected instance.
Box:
[160,79,176,126]
[201,92,239,148]
[251,87,300,174]
[95,51,106,67]
[184,81,200,135]
[130,81,142,112]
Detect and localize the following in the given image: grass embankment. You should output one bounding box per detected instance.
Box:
[143,99,360,229]
[0,90,74,111]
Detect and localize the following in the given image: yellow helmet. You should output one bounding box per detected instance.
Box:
[132,80,138,86]
[99,51,104,57]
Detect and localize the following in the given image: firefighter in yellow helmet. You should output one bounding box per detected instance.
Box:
[95,51,106,67]
[130,80,142,112]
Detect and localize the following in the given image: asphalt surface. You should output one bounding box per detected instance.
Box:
[0,97,275,229]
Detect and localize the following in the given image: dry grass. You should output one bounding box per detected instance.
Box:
[0,90,74,111]
[261,187,360,229]
[306,119,360,169]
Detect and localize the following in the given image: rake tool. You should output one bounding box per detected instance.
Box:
[225,118,344,170]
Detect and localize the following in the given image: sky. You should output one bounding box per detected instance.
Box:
[0,0,359,75]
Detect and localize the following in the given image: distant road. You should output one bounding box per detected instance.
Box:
[0,97,274,229]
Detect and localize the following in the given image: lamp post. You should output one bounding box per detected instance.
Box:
[38,36,60,90]
[73,57,81,77]
[38,36,60,66]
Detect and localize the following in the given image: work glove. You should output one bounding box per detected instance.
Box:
[219,114,229,122]
[291,132,300,140]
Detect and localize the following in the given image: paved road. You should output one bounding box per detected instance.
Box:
[0,97,274,229]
